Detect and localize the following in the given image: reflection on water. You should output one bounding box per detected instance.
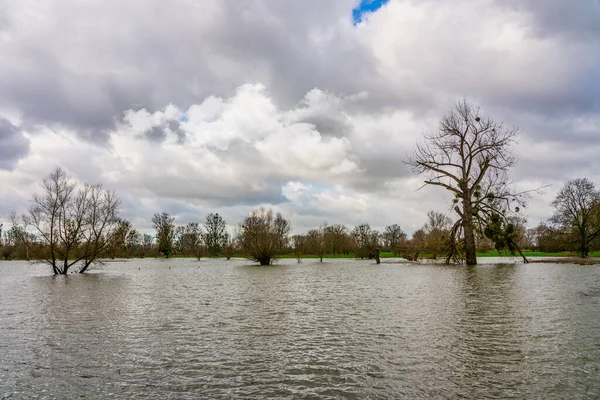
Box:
[1,259,599,399]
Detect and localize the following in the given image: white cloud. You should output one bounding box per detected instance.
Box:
[1,0,599,236]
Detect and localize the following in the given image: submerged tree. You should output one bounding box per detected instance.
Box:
[10,167,121,274]
[238,208,291,265]
[152,212,175,258]
[406,100,532,265]
[551,178,600,258]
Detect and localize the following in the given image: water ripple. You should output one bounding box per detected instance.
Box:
[1,259,599,398]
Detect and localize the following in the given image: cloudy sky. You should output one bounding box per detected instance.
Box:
[1,0,599,235]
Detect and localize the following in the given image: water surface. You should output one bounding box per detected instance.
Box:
[1,258,599,399]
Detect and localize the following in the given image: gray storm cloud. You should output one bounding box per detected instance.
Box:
[0,0,599,233]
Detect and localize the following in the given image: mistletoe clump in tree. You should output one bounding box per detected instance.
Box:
[406,100,535,265]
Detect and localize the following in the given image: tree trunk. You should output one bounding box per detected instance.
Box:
[462,196,477,265]
[258,256,271,265]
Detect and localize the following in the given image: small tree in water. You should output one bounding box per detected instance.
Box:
[238,208,291,265]
[10,167,121,274]
[406,100,535,265]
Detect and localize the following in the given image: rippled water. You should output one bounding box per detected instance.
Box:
[1,258,600,399]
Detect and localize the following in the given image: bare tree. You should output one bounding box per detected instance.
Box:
[203,213,227,257]
[292,234,306,263]
[238,208,291,265]
[222,232,235,260]
[175,222,204,258]
[422,211,452,259]
[551,178,600,258]
[306,224,327,262]
[142,234,154,257]
[152,212,175,258]
[109,219,135,258]
[406,99,533,265]
[10,167,121,274]
[382,224,407,253]
[352,224,381,263]
[397,229,425,262]
[323,224,348,255]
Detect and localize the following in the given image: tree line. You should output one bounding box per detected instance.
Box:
[3,166,599,275]
[2,100,599,273]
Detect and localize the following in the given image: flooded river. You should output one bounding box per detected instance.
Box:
[1,258,599,399]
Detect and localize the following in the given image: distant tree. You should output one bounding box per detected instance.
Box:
[203,213,227,257]
[323,224,351,255]
[292,234,306,263]
[152,212,175,258]
[175,222,204,258]
[109,219,135,258]
[551,178,600,258]
[238,208,291,265]
[174,225,185,254]
[529,222,564,253]
[406,100,533,265]
[10,167,121,274]
[397,229,426,261]
[423,211,452,259]
[352,224,381,263]
[222,233,235,260]
[306,223,327,262]
[382,224,407,253]
[125,229,142,258]
[142,234,154,257]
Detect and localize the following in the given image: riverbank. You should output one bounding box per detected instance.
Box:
[529,257,600,265]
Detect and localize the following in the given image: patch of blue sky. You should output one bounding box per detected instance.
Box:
[294,181,329,191]
[352,0,389,24]
[179,113,189,123]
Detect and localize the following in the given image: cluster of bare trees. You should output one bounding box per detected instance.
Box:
[291,223,408,264]
[150,212,230,259]
[396,211,452,261]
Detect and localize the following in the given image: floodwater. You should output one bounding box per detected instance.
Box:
[1,258,599,399]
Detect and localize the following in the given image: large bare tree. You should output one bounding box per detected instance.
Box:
[11,167,121,274]
[406,100,531,265]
